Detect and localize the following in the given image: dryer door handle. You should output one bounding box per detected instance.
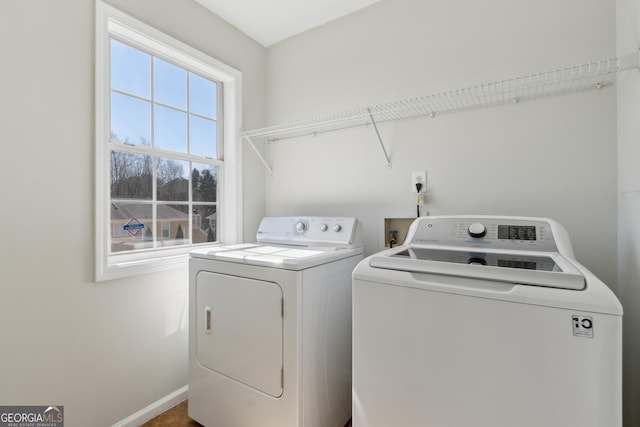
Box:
[204,306,213,334]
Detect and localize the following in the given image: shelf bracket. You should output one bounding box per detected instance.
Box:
[618,49,640,72]
[243,135,274,176]
[367,108,392,168]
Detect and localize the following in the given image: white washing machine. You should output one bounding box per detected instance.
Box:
[189,216,363,427]
[352,215,622,427]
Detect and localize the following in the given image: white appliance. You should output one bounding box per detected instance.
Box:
[352,215,622,427]
[189,216,363,427]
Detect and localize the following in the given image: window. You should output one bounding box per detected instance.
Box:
[96,2,242,281]
[108,39,220,252]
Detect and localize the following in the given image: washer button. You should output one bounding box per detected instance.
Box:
[468,223,487,238]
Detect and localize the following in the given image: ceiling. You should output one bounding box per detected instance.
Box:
[195,0,383,47]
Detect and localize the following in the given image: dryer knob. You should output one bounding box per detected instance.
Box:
[333,224,342,232]
[468,223,487,238]
[295,221,308,234]
[320,224,328,232]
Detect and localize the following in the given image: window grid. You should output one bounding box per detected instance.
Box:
[109,38,221,153]
[108,37,220,255]
[96,1,242,281]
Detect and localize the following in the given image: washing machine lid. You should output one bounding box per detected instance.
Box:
[369,246,586,290]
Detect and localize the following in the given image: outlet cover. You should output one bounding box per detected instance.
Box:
[411,171,426,193]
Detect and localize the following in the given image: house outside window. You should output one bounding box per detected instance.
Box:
[96,2,242,281]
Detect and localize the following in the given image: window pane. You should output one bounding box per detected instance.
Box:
[110,39,151,98]
[157,157,189,201]
[110,202,153,253]
[191,163,217,202]
[154,105,187,152]
[189,115,217,158]
[157,204,189,247]
[154,58,187,109]
[111,92,151,145]
[189,73,217,118]
[193,205,217,243]
[111,151,153,199]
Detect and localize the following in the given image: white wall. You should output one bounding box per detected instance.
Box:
[263,0,618,287]
[0,0,265,425]
[616,0,640,425]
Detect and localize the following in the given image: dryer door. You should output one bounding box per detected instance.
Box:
[196,271,284,397]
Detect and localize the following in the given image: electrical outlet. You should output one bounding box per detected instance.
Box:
[412,171,426,193]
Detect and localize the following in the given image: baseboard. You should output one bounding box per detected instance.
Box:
[111,385,188,427]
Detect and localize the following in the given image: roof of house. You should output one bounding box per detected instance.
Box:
[111,203,187,221]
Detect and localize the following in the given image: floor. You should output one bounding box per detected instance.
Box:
[141,401,201,427]
[141,400,353,426]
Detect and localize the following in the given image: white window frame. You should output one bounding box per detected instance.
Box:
[95,1,243,282]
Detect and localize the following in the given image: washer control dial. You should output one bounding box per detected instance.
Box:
[333,224,342,232]
[468,223,487,238]
[320,224,328,232]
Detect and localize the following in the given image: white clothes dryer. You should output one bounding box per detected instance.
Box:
[352,215,622,427]
[189,216,363,427]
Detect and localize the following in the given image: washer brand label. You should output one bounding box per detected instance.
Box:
[572,315,594,338]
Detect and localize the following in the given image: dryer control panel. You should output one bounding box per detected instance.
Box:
[406,216,560,253]
[257,216,361,247]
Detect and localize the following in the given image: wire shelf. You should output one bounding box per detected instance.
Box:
[241,57,626,142]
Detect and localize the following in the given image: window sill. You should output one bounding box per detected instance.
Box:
[98,253,189,282]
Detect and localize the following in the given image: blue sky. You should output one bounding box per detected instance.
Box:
[109,38,218,162]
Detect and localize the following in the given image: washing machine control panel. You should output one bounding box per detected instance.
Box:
[257,216,360,246]
[407,217,559,252]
